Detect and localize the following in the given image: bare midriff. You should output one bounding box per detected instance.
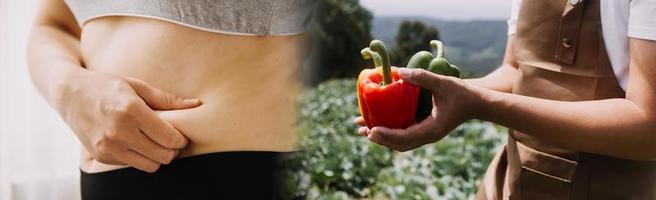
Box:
[79,16,305,173]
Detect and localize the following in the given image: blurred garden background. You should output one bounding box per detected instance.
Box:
[284,0,510,199]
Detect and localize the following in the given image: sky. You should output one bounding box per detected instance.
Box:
[360,0,512,21]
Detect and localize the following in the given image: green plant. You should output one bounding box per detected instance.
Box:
[306,0,374,85]
[282,79,505,199]
[390,21,440,66]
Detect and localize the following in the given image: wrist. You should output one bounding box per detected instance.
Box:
[468,85,499,121]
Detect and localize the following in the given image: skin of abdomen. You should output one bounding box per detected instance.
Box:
[78,16,305,172]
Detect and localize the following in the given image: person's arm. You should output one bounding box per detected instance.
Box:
[465,36,519,93]
[27,0,202,172]
[475,38,656,160]
[363,38,656,161]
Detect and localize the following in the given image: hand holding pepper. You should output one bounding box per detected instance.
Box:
[355,68,482,151]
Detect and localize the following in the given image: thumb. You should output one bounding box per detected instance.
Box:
[397,68,442,91]
[124,78,202,110]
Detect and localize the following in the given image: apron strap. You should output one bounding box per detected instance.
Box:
[556,0,587,64]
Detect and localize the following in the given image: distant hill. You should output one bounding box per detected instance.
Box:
[372,16,508,76]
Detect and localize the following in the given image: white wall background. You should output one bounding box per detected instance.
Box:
[0,0,81,200]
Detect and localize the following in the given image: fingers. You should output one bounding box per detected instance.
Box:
[125,77,202,110]
[119,150,161,173]
[354,116,370,136]
[358,126,369,136]
[367,117,439,152]
[368,127,411,151]
[119,78,190,149]
[397,68,445,91]
[353,117,366,126]
[133,102,189,149]
[126,130,178,165]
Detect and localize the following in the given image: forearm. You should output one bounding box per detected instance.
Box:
[465,64,518,93]
[476,87,656,160]
[27,24,86,111]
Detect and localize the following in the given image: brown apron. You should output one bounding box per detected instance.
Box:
[475,0,656,199]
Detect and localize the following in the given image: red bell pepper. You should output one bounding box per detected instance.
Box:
[357,40,420,129]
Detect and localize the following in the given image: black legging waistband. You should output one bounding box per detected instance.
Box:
[81,151,294,200]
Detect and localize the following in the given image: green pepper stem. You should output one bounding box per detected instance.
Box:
[361,47,383,68]
[430,40,445,59]
[370,40,392,85]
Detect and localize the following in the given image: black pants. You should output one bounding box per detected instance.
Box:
[81,151,289,200]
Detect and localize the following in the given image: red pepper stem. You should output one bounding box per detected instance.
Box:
[370,40,392,85]
[430,40,445,59]
[361,48,383,68]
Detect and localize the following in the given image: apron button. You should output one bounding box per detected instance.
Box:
[570,0,580,6]
[562,38,572,48]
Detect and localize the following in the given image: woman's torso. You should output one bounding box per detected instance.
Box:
[79,16,307,172]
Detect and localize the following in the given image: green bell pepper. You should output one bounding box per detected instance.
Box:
[406,40,461,122]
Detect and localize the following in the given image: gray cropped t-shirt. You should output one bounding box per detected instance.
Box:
[64,0,315,36]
